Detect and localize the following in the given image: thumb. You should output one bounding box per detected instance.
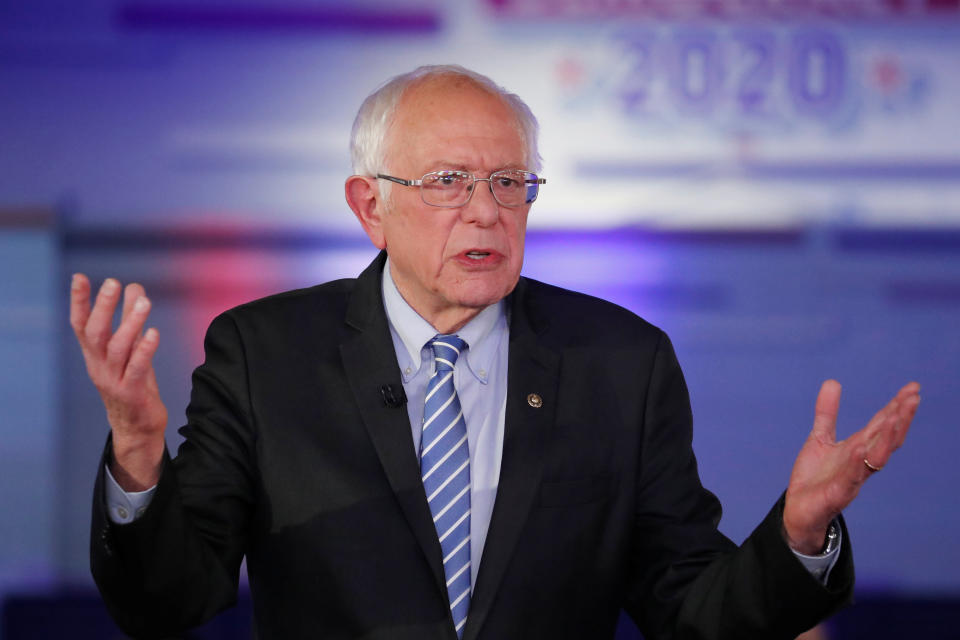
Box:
[811,379,842,443]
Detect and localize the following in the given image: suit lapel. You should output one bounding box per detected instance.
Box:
[339,252,448,600]
[464,278,561,640]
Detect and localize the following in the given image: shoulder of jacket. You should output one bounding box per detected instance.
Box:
[216,277,357,326]
[517,276,665,344]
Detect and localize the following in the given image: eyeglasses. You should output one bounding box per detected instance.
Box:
[376,169,546,208]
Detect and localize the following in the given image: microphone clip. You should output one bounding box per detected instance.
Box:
[380,384,407,408]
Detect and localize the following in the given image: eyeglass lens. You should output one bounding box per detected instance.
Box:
[420,170,540,207]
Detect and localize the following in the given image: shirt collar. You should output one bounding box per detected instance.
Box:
[382,258,505,385]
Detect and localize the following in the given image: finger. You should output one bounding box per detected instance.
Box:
[84,278,123,351]
[123,327,160,385]
[69,274,92,340]
[121,282,146,324]
[811,379,842,443]
[856,382,920,448]
[862,403,903,474]
[893,393,921,450]
[105,296,152,375]
[858,401,895,445]
[893,382,920,415]
[895,381,921,398]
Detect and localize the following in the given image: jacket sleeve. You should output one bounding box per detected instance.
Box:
[623,332,854,640]
[90,311,256,639]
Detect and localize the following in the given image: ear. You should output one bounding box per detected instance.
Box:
[345,175,387,249]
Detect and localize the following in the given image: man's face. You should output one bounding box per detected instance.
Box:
[375,78,531,326]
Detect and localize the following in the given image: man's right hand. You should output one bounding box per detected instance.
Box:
[71,274,168,491]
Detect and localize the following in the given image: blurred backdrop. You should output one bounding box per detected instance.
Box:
[1,0,959,638]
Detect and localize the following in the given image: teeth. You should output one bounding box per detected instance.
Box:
[466,251,489,259]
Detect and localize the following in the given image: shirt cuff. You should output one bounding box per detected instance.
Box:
[790,524,842,584]
[104,464,157,524]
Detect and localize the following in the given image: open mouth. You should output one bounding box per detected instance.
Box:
[465,251,491,260]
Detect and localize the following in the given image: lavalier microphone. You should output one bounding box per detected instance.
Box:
[380,384,407,408]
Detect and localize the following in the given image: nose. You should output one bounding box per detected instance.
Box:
[460,179,500,227]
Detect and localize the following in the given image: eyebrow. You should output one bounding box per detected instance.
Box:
[428,161,527,173]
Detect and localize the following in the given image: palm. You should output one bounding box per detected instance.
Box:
[103,367,168,441]
[782,380,920,554]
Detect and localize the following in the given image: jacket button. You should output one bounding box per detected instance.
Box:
[527,393,543,408]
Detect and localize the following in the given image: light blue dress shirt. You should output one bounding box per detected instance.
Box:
[381,259,508,589]
[106,257,838,585]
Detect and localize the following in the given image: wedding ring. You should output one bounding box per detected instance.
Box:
[863,458,883,473]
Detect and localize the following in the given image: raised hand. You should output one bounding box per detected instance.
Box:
[783,380,921,554]
[70,274,168,491]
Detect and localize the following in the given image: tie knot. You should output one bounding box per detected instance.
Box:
[430,335,466,372]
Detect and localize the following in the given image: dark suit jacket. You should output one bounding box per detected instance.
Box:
[91,251,853,640]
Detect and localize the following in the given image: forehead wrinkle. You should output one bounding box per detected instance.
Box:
[383,79,528,174]
[406,133,525,177]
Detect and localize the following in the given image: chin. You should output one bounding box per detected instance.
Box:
[449,278,518,309]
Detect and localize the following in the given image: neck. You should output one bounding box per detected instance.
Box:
[390,278,484,334]
[384,259,491,334]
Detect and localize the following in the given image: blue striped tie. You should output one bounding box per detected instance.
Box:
[421,335,471,638]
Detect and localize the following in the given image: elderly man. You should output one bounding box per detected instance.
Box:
[72,65,920,640]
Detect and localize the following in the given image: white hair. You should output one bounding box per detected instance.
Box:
[349,64,543,183]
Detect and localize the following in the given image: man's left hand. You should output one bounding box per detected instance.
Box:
[783,379,921,555]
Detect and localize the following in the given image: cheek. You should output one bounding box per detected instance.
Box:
[384,205,444,266]
[509,213,529,259]
[416,221,459,279]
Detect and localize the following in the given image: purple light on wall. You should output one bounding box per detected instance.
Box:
[523,229,669,314]
[115,3,441,34]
